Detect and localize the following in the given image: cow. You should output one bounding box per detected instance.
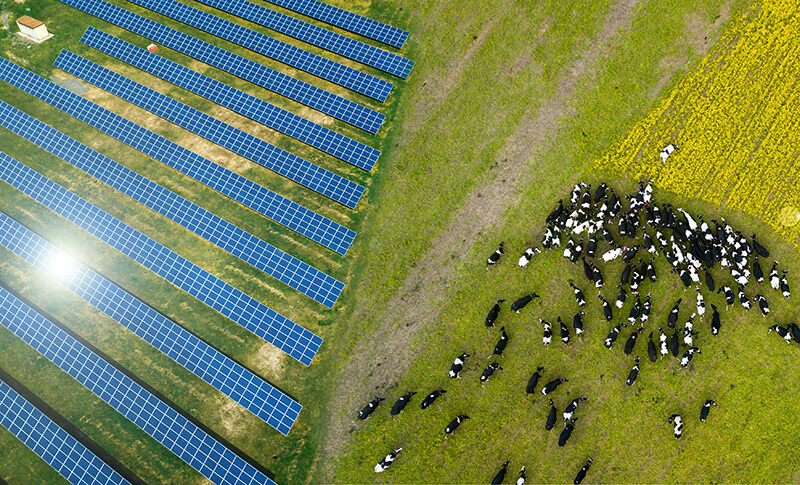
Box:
[605,323,628,349]
[570,281,587,306]
[390,392,417,416]
[752,234,769,257]
[753,255,764,283]
[647,332,657,362]
[573,311,586,337]
[668,414,683,439]
[667,299,681,328]
[683,314,696,346]
[790,323,800,344]
[512,293,540,313]
[659,327,669,358]
[704,270,715,292]
[624,328,643,355]
[781,270,791,298]
[420,390,447,409]
[641,293,652,323]
[770,261,780,290]
[487,242,505,266]
[358,398,384,420]
[563,396,587,422]
[518,247,542,268]
[696,289,706,316]
[670,328,681,357]
[547,200,564,224]
[517,465,527,485]
[492,327,510,357]
[628,298,642,324]
[449,353,470,379]
[710,305,721,336]
[546,398,557,430]
[754,294,770,316]
[559,419,578,447]
[594,183,607,202]
[700,400,717,422]
[542,378,568,396]
[738,286,752,311]
[485,299,505,328]
[563,238,577,261]
[599,295,613,321]
[592,265,604,288]
[680,347,701,367]
[647,261,657,283]
[621,263,632,285]
[445,414,469,435]
[542,319,553,345]
[560,317,571,344]
[768,325,792,343]
[615,284,627,309]
[492,461,509,485]
[626,356,641,386]
[480,364,503,383]
[603,246,624,262]
[586,235,598,258]
[574,458,594,485]
[374,448,402,473]
[526,366,545,396]
[718,286,735,307]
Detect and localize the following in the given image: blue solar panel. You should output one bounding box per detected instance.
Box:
[194,0,413,79]
[56,0,385,134]
[0,287,277,484]
[126,0,393,101]
[0,56,356,255]
[0,212,304,435]
[55,50,366,207]
[81,27,380,172]
[261,0,409,49]
[0,379,129,485]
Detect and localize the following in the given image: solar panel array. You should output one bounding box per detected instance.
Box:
[0,56,356,256]
[0,211,303,434]
[0,286,277,484]
[126,0,393,101]
[81,28,379,172]
[56,0,385,134]
[0,379,130,485]
[55,50,365,209]
[194,0,412,78]
[261,0,409,48]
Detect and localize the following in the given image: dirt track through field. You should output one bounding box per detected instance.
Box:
[314,0,641,480]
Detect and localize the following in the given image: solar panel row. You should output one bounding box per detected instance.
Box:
[0,211,304,434]
[0,286,277,484]
[193,0,412,78]
[125,0,393,101]
[56,0,385,134]
[55,50,365,210]
[261,0,409,49]
[0,379,130,485]
[0,56,356,256]
[81,27,380,172]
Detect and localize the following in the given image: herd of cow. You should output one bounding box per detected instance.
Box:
[356,180,795,483]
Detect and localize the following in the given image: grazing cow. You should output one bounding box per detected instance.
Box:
[599,295,613,321]
[670,328,681,357]
[704,270,715,292]
[558,419,578,447]
[542,378,569,396]
[668,299,681,328]
[526,366,545,396]
[696,289,706,316]
[570,282,587,307]
[700,400,717,422]
[583,258,594,281]
[602,245,624,262]
[668,414,683,439]
[647,332,658,362]
[560,317,571,344]
[542,319,553,345]
[512,293,540,313]
[518,247,542,268]
[563,238,576,261]
[492,461,509,485]
[755,294,770,316]
[688,265,700,284]
[659,327,669,358]
[647,261,657,283]
[604,323,628,349]
[517,465,526,485]
[547,200,564,224]
[615,285,627,309]
[752,234,769,257]
[581,186,592,210]
[487,242,505,266]
[586,235,598,258]
[621,263,633,285]
[641,293,652,323]
[374,448,402,473]
[570,238,584,263]
[789,323,800,344]
[770,261,780,290]
[573,311,586,336]
[683,315,696,346]
[753,256,764,283]
[622,245,640,263]
[546,399,558,430]
[358,398,384,420]
[768,325,792,343]
[445,414,469,435]
[449,353,470,379]
[420,390,447,409]
[485,299,505,328]
[493,327,509,357]
[480,364,503,383]
[680,347,701,367]
[674,268,691,288]
[710,305,721,336]
[592,265,604,288]
[594,183,608,202]
[738,286,752,310]
[628,298,642,324]
[574,458,594,485]
[626,356,641,386]
[718,286,735,307]
[781,270,791,298]
[390,392,417,416]
[563,396,587,422]
[624,328,643,355]
[644,232,656,254]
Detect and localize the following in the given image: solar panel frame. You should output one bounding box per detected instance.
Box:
[0,286,277,484]
[125,0,394,100]
[56,0,385,134]
[54,49,366,205]
[0,55,356,255]
[0,211,303,435]
[261,0,409,48]
[81,27,380,172]
[0,379,130,485]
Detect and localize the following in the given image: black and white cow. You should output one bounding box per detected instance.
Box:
[517,465,527,485]
[599,295,613,321]
[445,414,469,435]
[753,255,764,283]
[615,284,627,309]
[542,319,553,345]
[781,270,791,298]
[560,317,571,344]
[558,419,578,447]
[390,392,417,416]
[626,356,640,386]
[487,242,505,266]
[374,448,402,473]
[770,261,780,290]
[710,305,721,336]
[696,288,705,317]
[526,366,545,397]
[449,353,470,379]
[518,247,542,268]
[668,414,683,439]
[628,298,642,324]
[738,286,752,311]
[420,390,447,409]
[659,327,669,358]
[511,293,539,313]
[683,315,696,346]
[542,378,569,396]
[574,458,594,485]
[667,299,681,328]
[592,265,604,289]
[680,347,701,367]
[754,294,770,316]
[358,397,384,420]
[604,323,627,349]
[492,461,509,485]
[570,281,587,307]
[573,311,586,337]
[485,299,505,328]
[700,400,717,422]
[768,325,792,343]
[563,396,587,422]
[718,286,735,307]
[546,399,557,430]
[640,293,652,324]
[492,327,510,357]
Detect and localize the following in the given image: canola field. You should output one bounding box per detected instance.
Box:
[596,0,800,246]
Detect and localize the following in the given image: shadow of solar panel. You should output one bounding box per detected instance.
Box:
[0,288,278,484]
[81,28,379,172]
[0,56,356,256]
[0,379,130,485]
[56,0,385,134]
[261,0,409,49]
[194,0,413,79]
[55,50,365,208]
[126,0,393,100]
[0,212,305,435]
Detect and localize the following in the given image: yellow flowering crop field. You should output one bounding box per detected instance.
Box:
[596,0,800,248]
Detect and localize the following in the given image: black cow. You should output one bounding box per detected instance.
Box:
[449,353,469,378]
[480,363,503,383]
[704,270,715,292]
[790,323,800,344]
[754,256,764,283]
[358,398,384,420]
[752,234,769,257]
[700,400,717,422]
[668,299,681,328]
[604,323,627,349]
[492,461,509,485]
[621,263,632,285]
[542,378,568,396]
[546,398,557,430]
[511,293,539,313]
[493,327,510,357]
[647,332,657,362]
[583,258,594,281]
[626,356,640,386]
[390,392,417,416]
[485,299,505,328]
[574,458,594,485]
[624,328,643,355]
[558,419,578,447]
[487,242,505,266]
[670,328,681,357]
[526,366,545,396]
[420,390,446,409]
[668,414,683,439]
[710,305,721,336]
[445,414,469,435]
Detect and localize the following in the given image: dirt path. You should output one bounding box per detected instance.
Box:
[313,0,640,481]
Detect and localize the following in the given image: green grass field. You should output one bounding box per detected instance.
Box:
[0,0,798,483]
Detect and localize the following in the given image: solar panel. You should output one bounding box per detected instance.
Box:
[81,27,379,172]
[261,0,409,49]
[0,211,304,435]
[0,379,130,485]
[194,0,413,78]
[0,287,277,484]
[0,56,356,255]
[55,50,366,207]
[126,0,393,101]
[56,0,385,134]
